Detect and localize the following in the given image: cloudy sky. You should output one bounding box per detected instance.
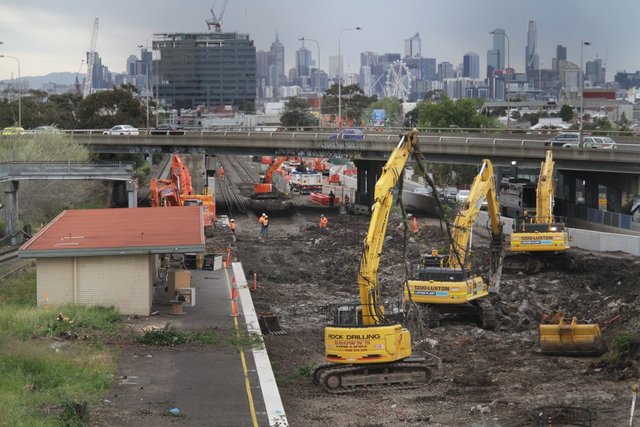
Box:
[1,0,638,81]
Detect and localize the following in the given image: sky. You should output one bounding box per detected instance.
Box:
[1,0,639,82]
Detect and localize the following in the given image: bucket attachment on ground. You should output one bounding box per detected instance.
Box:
[258,311,286,335]
[539,313,607,356]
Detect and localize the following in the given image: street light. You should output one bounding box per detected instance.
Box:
[338,27,361,128]
[299,37,322,128]
[579,41,591,145]
[489,30,510,129]
[0,54,21,128]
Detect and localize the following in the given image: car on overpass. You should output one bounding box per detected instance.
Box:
[582,136,616,149]
[103,125,139,136]
[328,128,364,141]
[544,132,581,147]
[150,124,185,136]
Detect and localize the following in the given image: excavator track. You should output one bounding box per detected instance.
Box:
[315,361,434,394]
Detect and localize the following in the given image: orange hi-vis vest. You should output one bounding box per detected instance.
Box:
[319,217,328,228]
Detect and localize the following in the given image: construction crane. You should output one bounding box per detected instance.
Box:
[206,0,228,32]
[83,17,99,98]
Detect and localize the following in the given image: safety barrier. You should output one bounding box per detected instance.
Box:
[310,192,340,206]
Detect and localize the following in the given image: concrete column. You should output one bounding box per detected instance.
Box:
[2,181,19,240]
[563,173,577,204]
[354,160,368,206]
[584,179,599,209]
[606,187,622,213]
[127,180,138,208]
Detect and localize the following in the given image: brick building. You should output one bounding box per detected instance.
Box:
[19,207,205,316]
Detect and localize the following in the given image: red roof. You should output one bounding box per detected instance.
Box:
[20,206,205,257]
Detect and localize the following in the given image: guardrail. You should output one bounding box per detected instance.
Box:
[0,161,136,181]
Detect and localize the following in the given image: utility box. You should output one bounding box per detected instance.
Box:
[167,270,192,302]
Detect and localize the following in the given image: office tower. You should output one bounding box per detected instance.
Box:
[490,28,506,70]
[126,55,137,77]
[296,44,312,77]
[329,55,341,79]
[554,45,567,74]
[437,62,454,81]
[268,32,285,90]
[487,49,500,79]
[586,58,605,85]
[154,31,256,109]
[463,52,480,79]
[422,58,437,81]
[525,20,539,75]
[404,32,421,58]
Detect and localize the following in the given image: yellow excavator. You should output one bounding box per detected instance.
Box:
[313,130,436,394]
[509,150,569,258]
[404,159,505,329]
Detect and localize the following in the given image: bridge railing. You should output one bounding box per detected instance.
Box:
[0,161,136,180]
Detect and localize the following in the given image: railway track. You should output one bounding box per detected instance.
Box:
[216,155,255,217]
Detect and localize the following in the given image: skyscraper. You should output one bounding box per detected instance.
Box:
[296,44,312,77]
[463,52,480,79]
[487,49,500,79]
[490,28,506,70]
[268,32,285,91]
[437,62,454,81]
[554,45,567,74]
[526,20,539,77]
[404,33,421,58]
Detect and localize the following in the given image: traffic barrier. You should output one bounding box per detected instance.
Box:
[230,299,239,317]
[225,248,231,268]
[411,217,419,233]
[310,193,340,206]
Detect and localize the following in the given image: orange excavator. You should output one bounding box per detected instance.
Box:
[150,155,215,235]
[254,156,288,197]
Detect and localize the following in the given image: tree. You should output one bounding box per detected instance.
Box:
[559,104,574,122]
[77,86,144,129]
[279,97,316,129]
[322,84,376,126]
[414,96,498,129]
[364,98,401,127]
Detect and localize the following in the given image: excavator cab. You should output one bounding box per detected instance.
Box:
[539,312,607,356]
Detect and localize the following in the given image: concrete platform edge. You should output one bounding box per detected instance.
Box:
[232,262,289,427]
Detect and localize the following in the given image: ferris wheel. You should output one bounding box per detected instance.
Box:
[384,60,413,101]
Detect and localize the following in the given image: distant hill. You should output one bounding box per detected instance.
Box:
[1,72,84,90]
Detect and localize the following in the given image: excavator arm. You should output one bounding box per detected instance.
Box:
[446,159,502,270]
[358,130,419,326]
[510,150,569,253]
[535,150,554,225]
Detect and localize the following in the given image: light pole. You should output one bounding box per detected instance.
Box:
[489,30,510,129]
[299,37,321,128]
[0,54,21,128]
[337,27,361,128]
[579,41,591,145]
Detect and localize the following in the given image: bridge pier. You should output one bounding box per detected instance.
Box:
[584,180,600,209]
[127,180,138,208]
[354,160,384,209]
[2,181,19,242]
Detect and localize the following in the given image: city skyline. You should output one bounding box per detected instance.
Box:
[1,0,638,82]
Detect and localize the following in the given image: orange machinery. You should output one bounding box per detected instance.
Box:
[150,155,215,231]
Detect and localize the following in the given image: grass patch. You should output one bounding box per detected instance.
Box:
[0,268,124,425]
[273,362,317,387]
[138,324,263,348]
[0,334,116,426]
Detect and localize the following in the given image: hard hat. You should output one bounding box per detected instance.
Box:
[321,214,324,217]
[262,213,266,216]
[230,219,234,222]
[264,215,268,218]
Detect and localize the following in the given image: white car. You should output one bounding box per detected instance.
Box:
[103,125,139,136]
[455,189,470,203]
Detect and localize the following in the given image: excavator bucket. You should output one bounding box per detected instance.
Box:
[539,316,607,356]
